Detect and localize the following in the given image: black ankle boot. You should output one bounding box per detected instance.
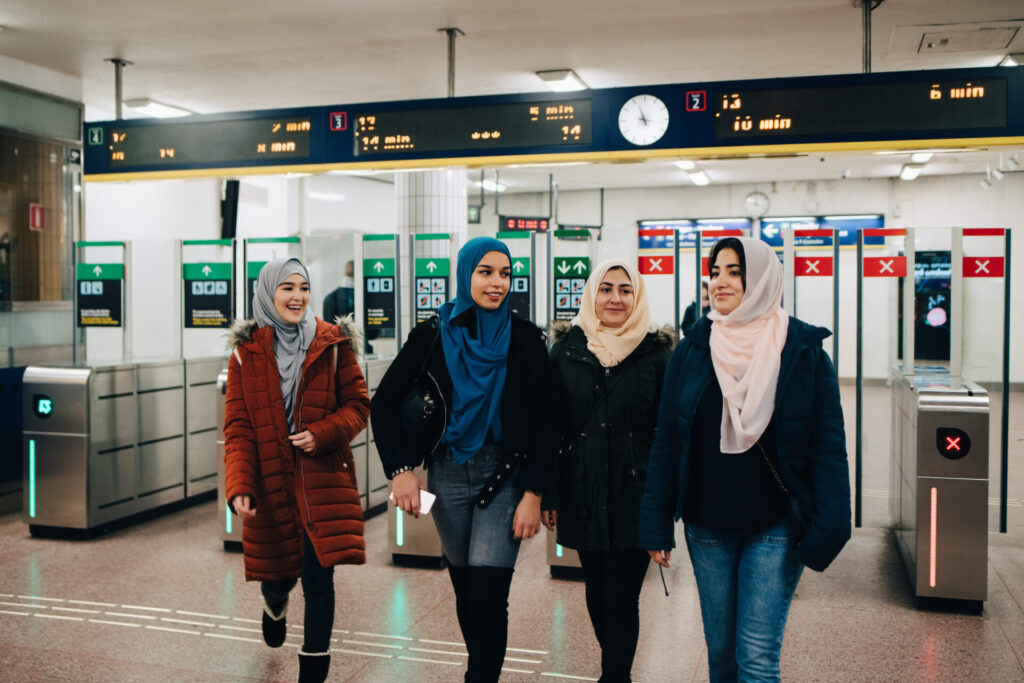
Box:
[261,599,288,648]
[464,566,514,683]
[298,650,330,683]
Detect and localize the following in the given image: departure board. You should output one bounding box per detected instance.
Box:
[353,99,592,156]
[105,115,313,167]
[714,78,1007,140]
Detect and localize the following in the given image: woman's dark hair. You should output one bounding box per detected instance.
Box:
[708,237,746,290]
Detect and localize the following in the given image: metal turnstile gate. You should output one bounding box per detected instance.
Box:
[891,367,989,605]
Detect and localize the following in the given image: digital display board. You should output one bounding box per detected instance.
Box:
[353,99,592,156]
[100,115,313,168]
[714,78,1007,140]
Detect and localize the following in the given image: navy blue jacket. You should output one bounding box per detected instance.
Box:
[637,316,851,572]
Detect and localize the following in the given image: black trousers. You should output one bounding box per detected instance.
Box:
[261,534,335,653]
[577,549,651,683]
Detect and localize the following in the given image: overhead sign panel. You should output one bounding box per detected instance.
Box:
[353,99,592,156]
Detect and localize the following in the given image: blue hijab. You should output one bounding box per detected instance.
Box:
[439,237,512,463]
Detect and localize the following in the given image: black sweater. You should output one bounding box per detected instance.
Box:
[370,313,553,494]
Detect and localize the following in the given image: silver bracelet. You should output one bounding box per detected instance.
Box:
[390,465,414,478]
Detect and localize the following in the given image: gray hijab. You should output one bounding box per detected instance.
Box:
[252,258,317,431]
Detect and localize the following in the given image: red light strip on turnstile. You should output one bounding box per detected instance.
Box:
[637,229,676,236]
[863,228,907,237]
[793,229,833,237]
[962,228,1005,237]
[699,229,743,236]
[929,487,938,588]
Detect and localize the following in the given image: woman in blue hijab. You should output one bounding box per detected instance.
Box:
[372,236,553,682]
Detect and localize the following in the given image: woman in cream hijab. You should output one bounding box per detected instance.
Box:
[638,237,851,681]
[543,259,676,682]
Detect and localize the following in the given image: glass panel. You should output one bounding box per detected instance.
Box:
[0,82,82,143]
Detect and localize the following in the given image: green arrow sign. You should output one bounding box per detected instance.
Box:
[184,263,232,280]
[77,263,124,280]
[511,257,530,276]
[553,257,590,278]
[415,258,450,277]
[363,258,395,277]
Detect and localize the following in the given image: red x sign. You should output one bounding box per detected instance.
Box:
[794,256,833,277]
[945,436,961,452]
[963,256,1004,278]
[638,254,674,275]
[863,256,907,277]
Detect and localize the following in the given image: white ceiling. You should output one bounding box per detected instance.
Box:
[2,0,1023,191]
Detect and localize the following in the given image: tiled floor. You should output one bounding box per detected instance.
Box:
[1,384,1022,681]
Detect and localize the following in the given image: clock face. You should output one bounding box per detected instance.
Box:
[618,94,669,146]
[744,191,770,218]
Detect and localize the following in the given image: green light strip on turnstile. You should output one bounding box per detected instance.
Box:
[556,543,563,558]
[225,504,233,534]
[396,508,404,547]
[28,440,36,518]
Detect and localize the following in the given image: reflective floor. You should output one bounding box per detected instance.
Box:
[1,385,1022,681]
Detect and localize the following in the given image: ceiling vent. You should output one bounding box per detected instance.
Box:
[918,27,1018,53]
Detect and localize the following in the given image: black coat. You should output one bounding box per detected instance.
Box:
[545,323,675,552]
[370,313,553,494]
[637,316,851,572]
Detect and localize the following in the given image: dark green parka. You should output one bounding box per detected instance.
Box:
[545,322,676,552]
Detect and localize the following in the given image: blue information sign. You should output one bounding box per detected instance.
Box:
[760,215,884,248]
[638,218,751,251]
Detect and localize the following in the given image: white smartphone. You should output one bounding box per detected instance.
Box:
[389,489,437,515]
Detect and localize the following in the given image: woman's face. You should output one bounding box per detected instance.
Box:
[469,251,511,311]
[710,248,744,315]
[595,267,635,328]
[274,273,310,324]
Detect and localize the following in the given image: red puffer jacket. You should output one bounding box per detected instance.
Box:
[225,317,369,581]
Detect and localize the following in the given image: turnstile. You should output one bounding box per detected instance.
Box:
[23,359,222,534]
[891,367,988,605]
[547,529,583,579]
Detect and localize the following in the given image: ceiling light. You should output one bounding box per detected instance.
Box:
[992,168,1005,181]
[122,98,192,118]
[308,191,346,201]
[1007,155,1021,170]
[998,53,1024,67]
[910,152,933,163]
[674,160,697,170]
[899,164,924,181]
[980,178,992,190]
[535,69,588,92]
[688,170,711,186]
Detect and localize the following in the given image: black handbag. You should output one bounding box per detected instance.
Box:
[398,322,444,460]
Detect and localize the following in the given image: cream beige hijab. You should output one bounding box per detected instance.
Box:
[573,259,652,367]
[707,237,789,453]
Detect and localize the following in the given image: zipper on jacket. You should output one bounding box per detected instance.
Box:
[426,370,448,455]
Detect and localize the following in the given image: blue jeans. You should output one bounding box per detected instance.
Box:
[428,444,522,568]
[684,518,804,683]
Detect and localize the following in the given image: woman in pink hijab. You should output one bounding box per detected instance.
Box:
[637,237,851,682]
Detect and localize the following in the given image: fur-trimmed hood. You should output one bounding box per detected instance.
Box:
[548,319,678,350]
[227,313,364,358]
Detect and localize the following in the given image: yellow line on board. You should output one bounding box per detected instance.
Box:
[82,136,1024,183]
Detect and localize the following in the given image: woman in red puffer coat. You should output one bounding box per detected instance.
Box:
[225,257,369,683]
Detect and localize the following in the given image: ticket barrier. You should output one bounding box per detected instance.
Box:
[891,367,988,607]
[547,530,583,579]
[22,358,222,535]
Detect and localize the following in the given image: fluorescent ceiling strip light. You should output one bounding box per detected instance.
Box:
[122,98,192,118]
[535,69,588,92]
[909,152,934,163]
[687,170,710,186]
[674,160,697,170]
[899,164,924,180]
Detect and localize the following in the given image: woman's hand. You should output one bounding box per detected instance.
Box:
[513,491,543,540]
[542,509,558,531]
[392,470,426,517]
[232,495,257,520]
[648,549,671,568]
[288,430,317,454]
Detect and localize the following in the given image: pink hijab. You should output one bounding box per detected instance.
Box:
[707,237,789,454]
